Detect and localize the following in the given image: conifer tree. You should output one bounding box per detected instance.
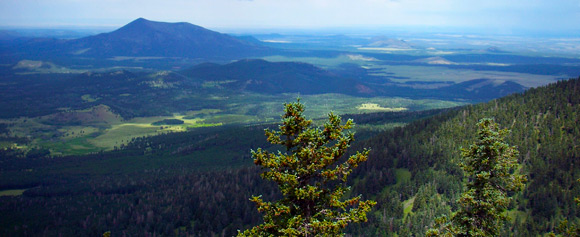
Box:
[427,118,526,236]
[551,178,580,237]
[238,100,376,236]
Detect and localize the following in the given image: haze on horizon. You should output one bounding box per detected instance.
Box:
[1,0,579,35]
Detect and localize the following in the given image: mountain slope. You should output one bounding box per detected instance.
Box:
[0,69,203,119]
[69,18,267,58]
[439,78,527,100]
[13,18,268,59]
[182,59,368,95]
[350,77,580,235]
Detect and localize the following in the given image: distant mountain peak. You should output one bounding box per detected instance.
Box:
[122,17,150,28]
[125,17,194,27]
[118,17,151,28]
[133,17,148,22]
[125,17,175,26]
[37,18,270,58]
[111,18,206,36]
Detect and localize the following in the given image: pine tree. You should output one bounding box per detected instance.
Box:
[427,118,526,236]
[238,100,376,236]
[551,178,580,237]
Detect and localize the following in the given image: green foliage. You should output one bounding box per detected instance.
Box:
[554,219,580,237]
[239,100,376,236]
[427,118,526,236]
[551,178,580,237]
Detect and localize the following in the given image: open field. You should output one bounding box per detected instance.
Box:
[2,109,225,155]
[263,54,561,88]
[225,93,463,120]
[264,50,578,88]
[262,53,564,90]
[262,55,369,69]
[357,103,408,112]
[358,47,418,52]
[1,93,464,156]
[89,115,222,149]
[0,189,26,196]
[368,65,560,88]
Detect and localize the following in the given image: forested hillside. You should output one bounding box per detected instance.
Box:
[350,77,580,235]
[0,78,578,236]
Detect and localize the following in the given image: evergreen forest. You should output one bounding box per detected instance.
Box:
[0,77,578,236]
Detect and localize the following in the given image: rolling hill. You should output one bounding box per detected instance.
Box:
[182,59,366,95]
[366,36,414,49]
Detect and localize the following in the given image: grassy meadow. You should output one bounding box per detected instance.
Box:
[368,64,559,88]
[263,54,561,88]
[0,189,27,197]
[2,92,465,156]
[3,50,564,156]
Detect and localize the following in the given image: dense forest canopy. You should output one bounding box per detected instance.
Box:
[352,78,580,235]
[0,78,578,236]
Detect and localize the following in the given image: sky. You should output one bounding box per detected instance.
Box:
[1,0,579,34]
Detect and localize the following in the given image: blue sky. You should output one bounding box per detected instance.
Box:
[1,0,579,33]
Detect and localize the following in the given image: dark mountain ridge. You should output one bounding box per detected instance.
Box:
[182,59,366,95]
